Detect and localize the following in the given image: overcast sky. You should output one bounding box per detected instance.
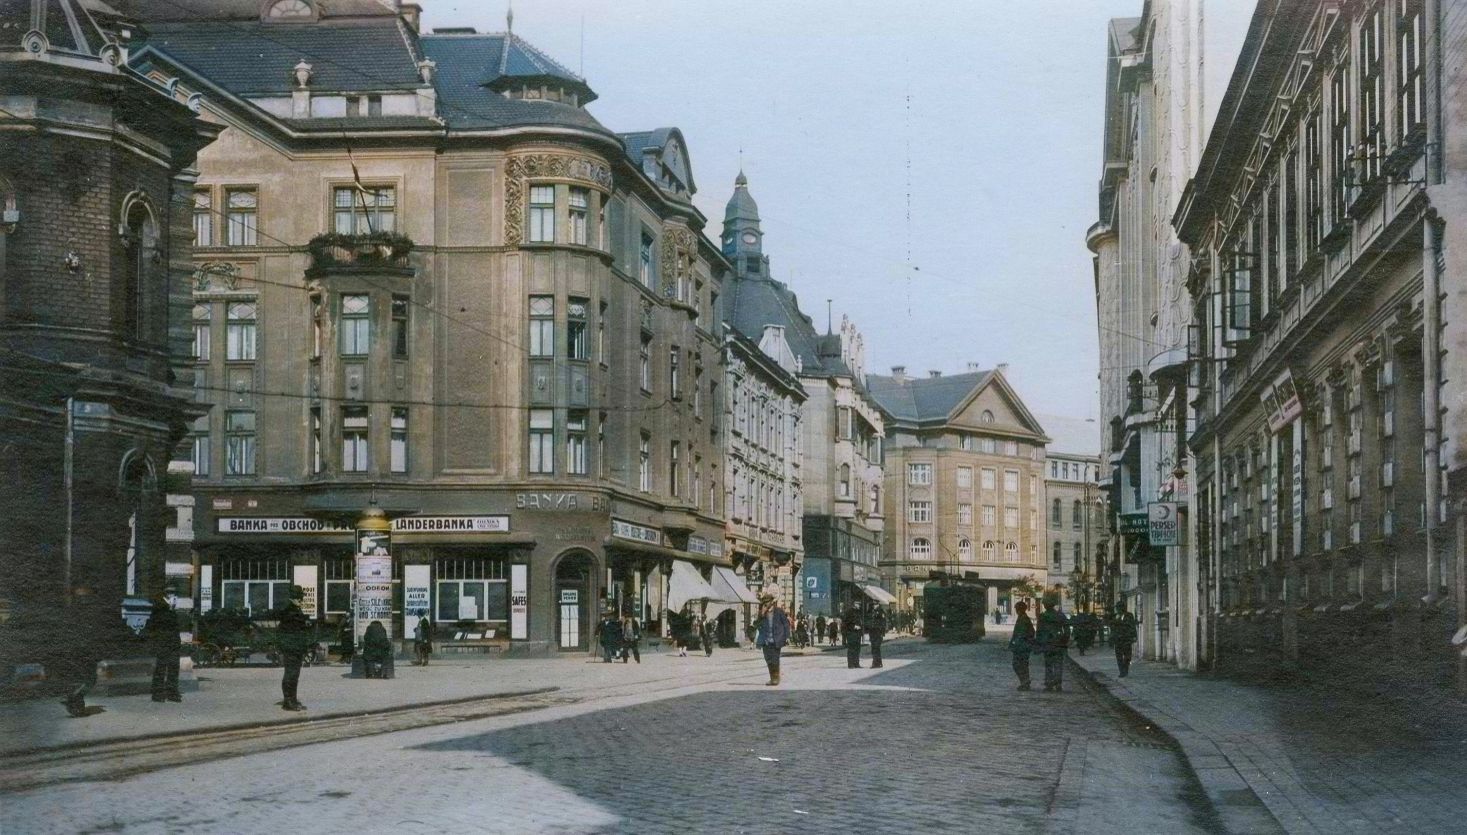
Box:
[423,1,1253,436]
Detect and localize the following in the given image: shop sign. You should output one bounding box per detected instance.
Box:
[211,498,233,510]
[392,516,509,533]
[404,565,431,620]
[1262,369,1304,434]
[1148,502,1180,547]
[516,492,607,512]
[687,536,709,554]
[1119,513,1149,536]
[560,589,579,604]
[165,562,194,577]
[745,561,765,585]
[611,519,662,546]
[803,557,832,616]
[217,517,351,534]
[510,564,528,640]
[1291,431,1304,557]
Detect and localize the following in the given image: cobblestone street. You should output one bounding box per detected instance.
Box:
[2,641,1219,834]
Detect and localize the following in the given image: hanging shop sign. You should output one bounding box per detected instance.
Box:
[1148,502,1180,547]
[1119,513,1149,537]
[1261,369,1304,434]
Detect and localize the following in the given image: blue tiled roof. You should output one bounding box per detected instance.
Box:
[866,372,994,424]
[420,34,608,132]
[725,276,846,378]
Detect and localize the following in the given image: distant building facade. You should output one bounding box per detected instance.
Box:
[721,324,805,638]
[1040,416,1106,611]
[1089,2,1207,667]
[0,0,218,659]
[721,174,885,615]
[130,1,733,655]
[868,367,1049,618]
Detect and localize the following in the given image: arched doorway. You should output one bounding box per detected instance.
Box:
[553,551,595,651]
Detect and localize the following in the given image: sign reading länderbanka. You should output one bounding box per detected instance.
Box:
[1148,502,1181,547]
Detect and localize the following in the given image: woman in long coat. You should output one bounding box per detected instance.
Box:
[362,620,392,678]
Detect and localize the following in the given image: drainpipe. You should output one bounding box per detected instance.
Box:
[1424,215,1442,607]
[64,397,74,606]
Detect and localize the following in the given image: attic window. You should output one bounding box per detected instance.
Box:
[980,410,995,423]
[265,0,313,19]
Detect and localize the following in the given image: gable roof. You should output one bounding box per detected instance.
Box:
[867,371,992,423]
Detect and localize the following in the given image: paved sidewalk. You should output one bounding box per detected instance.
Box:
[1070,648,1467,834]
[0,641,780,755]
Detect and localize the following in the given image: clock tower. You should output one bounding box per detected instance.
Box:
[722,170,768,279]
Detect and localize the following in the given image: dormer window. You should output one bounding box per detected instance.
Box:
[265,0,314,20]
[346,95,382,118]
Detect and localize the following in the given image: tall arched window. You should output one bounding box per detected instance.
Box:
[1073,542,1084,572]
[958,538,973,561]
[981,540,995,561]
[838,463,851,498]
[869,484,881,515]
[1072,500,1083,529]
[122,199,158,340]
[910,538,931,559]
[1052,541,1062,568]
[1051,498,1062,527]
[1004,541,1018,561]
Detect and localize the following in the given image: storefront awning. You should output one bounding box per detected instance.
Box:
[710,566,761,605]
[860,584,897,605]
[667,559,718,612]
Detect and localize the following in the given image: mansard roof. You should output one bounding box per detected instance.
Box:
[421,33,606,132]
[724,275,848,379]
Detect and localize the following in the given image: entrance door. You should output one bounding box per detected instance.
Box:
[554,552,593,651]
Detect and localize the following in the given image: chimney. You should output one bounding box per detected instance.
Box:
[929,370,942,378]
[966,362,981,372]
[891,365,906,382]
[996,362,1009,374]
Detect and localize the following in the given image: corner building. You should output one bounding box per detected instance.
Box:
[131,1,729,655]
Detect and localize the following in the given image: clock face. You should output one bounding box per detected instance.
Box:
[742,232,758,244]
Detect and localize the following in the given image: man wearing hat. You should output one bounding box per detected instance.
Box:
[754,592,791,685]
[276,585,314,711]
[142,588,183,703]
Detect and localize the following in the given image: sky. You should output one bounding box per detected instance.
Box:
[423,0,1254,437]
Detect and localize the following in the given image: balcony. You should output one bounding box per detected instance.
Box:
[307,232,415,277]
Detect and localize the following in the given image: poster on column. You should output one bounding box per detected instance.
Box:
[355,553,394,641]
[199,565,214,613]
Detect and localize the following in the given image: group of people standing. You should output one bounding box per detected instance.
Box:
[1008,599,1139,693]
[594,613,645,663]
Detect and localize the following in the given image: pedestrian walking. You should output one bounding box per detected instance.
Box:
[827,619,839,646]
[755,593,791,685]
[412,615,432,666]
[1009,600,1035,690]
[142,591,183,703]
[815,614,827,645]
[1108,601,1138,677]
[866,606,888,668]
[620,614,641,663]
[277,585,313,711]
[57,586,123,718]
[597,612,623,663]
[842,605,864,668]
[700,616,714,657]
[793,617,809,649]
[362,620,392,678]
[1035,597,1070,692]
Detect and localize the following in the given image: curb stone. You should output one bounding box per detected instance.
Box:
[1068,658,1286,834]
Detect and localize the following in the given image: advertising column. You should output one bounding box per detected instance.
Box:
[353,508,394,678]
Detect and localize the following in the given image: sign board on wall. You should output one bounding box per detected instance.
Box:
[1119,513,1149,537]
[803,557,831,616]
[611,519,662,546]
[292,565,319,619]
[1148,502,1180,547]
[216,516,509,535]
[1291,423,1304,557]
[404,564,431,621]
[1262,369,1304,434]
[510,564,528,640]
[199,565,213,613]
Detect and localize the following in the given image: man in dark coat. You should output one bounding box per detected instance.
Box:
[1108,601,1139,677]
[754,593,791,685]
[1009,600,1036,690]
[596,612,622,663]
[814,614,827,646]
[142,592,183,702]
[865,607,888,668]
[700,616,715,657]
[842,605,864,668]
[276,586,313,711]
[1035,597,1070,692]
[57,586,124,718]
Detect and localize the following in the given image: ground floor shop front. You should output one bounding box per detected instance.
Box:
[189,486,733,657]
